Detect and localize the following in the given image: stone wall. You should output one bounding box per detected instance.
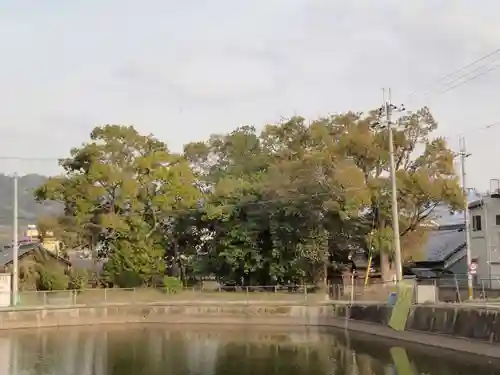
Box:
[1,302,500,350]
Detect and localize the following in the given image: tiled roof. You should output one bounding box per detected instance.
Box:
[423,228,466,262]
[0,242,71,266]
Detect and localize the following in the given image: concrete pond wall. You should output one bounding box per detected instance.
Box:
[0,302,499,353]
[0,303,325,329]
[335,303,500,343]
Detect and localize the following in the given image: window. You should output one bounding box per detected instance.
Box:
[472,215,482,231]
[496,215,500,225]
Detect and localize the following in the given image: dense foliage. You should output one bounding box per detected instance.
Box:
[34,108,464,287]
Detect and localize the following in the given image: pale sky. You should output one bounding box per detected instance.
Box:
[1,0,499,191]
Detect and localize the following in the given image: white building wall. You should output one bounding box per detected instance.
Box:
[0,274,11,307]
[469,197,500,288]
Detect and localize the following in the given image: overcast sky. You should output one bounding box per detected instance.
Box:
[0,0,499,191]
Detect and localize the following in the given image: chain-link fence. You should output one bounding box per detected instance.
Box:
[330,275,500,304]
[11,281,403,308]
[12,277,500,308]
[429,277,500,303]
[329,278,397,303]
[15,286,326,307]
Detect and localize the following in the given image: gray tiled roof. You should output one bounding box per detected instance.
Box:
[0,242,42,266]
[431,192,481,226]
[0,242,71,266]
[423,229,466,262]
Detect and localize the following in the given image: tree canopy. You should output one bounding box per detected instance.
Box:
[34,108,464,287]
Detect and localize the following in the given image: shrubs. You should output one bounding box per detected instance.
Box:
[162,276,183,293]
[37,268,69,291]
[69,269,89,290]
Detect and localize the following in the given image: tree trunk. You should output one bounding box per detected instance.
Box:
[380,251,394,282]
[323,261,329,300]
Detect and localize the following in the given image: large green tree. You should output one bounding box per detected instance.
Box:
[184,119,371,287]
[34,106,463,289]
[184,109,463,284]
[329,108,463,279]
[34,125,200,287]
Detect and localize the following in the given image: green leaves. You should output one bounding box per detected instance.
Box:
[35,124,200,286]
[184,109,463,283]
[34,106,463,287]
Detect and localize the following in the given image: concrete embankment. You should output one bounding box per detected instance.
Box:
[0,301,499,357]
[336,303,500,343]
[330,303,500,358]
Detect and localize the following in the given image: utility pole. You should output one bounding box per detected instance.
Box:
[12,173,19,306]
[386,89,403,282]
[375,89,405,282]
[459,136,473,300]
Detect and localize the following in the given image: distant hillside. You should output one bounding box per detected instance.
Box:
[0,174,62,228]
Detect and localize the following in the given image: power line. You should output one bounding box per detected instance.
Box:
[1,120,500,164]
[398,46,500,143]
[407,48,500,100]
[419,59,500,98]
[436,63,500,95]
[438,119,500,145]
[413,48,500,95]
[0,156,61,161]
[0,117,500,164]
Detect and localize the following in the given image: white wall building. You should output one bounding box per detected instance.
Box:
[468,180,500,289]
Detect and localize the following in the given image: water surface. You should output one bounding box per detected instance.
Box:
[1,325,498,375]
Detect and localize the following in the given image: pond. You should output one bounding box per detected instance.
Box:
[1,325,498,375]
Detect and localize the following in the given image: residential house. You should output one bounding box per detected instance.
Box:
[413,223,466,276]
[0,242,72,290]
[414,180,500,289]
[468,187,500,289]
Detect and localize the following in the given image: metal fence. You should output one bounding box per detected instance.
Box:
[433,280,500,303]
[333,276,500,304]
[12,282,398,308]
[12,278,500,308]
[406,274,500,303]
[15,286,321,308]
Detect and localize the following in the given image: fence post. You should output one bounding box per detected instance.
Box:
[245,286,249,305]
[454,276,462,303]
[133,288,137,304]
[104,288,107,304]
[350,274,355,302]
[43,291,47,307]
[304,285,308,304]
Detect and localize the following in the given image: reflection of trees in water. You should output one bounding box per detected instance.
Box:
[2,328,382,375]
[213,342,326,375]
[103,328,337,375]
[104,329,194,375]
[11,328,101,375]
[325,334,385,375]
[4,327,500,375]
